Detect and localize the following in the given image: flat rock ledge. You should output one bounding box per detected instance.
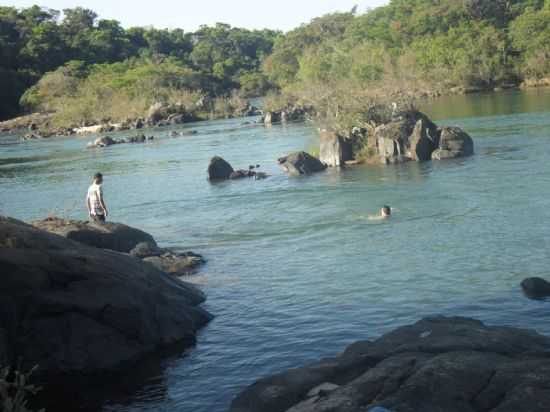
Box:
[32,217,205,275]
[230,316,550,412]
[0,216,212,379]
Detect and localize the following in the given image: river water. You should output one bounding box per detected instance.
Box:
[1,89,550,412]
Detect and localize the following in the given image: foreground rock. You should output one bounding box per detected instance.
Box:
[231,316,550,412]
[207,156,267,181]
[33,217,155,253]
[521,277,550,299]
[86,134,154,148]
[0,216,212,378]
[278,152,327,175]
[33,217,205,275]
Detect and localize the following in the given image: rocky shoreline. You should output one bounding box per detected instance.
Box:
[0,99,263,139]
[0,215,211,384]
[231,316,550,412]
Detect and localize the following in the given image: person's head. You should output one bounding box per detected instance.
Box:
[93,172,103,185]
[381,205,391,217]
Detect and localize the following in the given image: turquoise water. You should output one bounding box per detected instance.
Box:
[1,89,550,411]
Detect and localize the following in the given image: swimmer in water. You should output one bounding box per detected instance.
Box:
[368,205,391,220]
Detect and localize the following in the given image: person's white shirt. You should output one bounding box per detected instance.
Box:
[87,183,104,216]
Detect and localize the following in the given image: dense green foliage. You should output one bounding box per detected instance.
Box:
[262,0,550,131]
[0,6,278,120]
[3,1,550,127]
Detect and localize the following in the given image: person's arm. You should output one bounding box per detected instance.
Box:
[98,186,108,217]
[86,192,91,216]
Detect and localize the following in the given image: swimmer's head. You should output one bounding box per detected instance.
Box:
[381,205,391,217]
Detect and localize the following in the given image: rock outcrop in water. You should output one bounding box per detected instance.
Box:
[0,216,212,379]
[33,217,205,275]
[322,110,474,166]
[320,131,353,167]
[521,277,550,299]
[207,156,267,181]
[86,134,154,148]
[278,152,327,175]
[231,316,550,412]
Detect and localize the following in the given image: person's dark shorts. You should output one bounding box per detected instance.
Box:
[91,214,106,223]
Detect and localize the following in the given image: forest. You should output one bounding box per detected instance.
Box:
[0,6,277,121]
[1,0,550,127]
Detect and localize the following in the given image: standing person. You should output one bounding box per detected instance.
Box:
[86,173,108,223]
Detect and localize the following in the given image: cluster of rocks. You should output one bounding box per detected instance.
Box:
[0,215,211,381]
[86,134,154,148]
[32,217,205,276]
[169,130,199,138]
[231,316,550,412]
[319,110,474,167]
[207,156,268,181]
[207,151,329,181]
[262,105,312,125]
[278,152,327,176]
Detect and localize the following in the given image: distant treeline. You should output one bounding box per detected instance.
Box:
[0,6,278,120]
[2,0,550,126]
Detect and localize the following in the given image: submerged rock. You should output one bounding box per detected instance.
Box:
[22,132,44,141]
[231,316,550,412]
[169,130,198,137]
[129,241,163,258]
[0,216,212,379]
[521,277,550,299]
[278,151,327,175]
[87,134,154,148]
[143,252,205,276]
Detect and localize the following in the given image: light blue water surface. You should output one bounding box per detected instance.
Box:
[1,89,550,412]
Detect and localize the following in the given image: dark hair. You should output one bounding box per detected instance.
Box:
[93,172,103,181]
[382,205,391,215]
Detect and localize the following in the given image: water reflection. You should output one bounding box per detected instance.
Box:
[421,88,550,120]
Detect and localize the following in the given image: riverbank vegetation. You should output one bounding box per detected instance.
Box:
[2,1,550,130]
[262,0,550,133]
[0,6,277,121]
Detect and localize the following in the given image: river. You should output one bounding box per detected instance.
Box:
[1,88,550,411]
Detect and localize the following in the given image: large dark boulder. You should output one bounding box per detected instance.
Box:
[231,316,550,412]
[521,277,550,299]
[207,156,235,180]
[0,216,212,379]
[278,152,327,175]
[32,217,156,253]
[432,126,475,160]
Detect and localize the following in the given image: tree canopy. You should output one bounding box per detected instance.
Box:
[0,6,279,120]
